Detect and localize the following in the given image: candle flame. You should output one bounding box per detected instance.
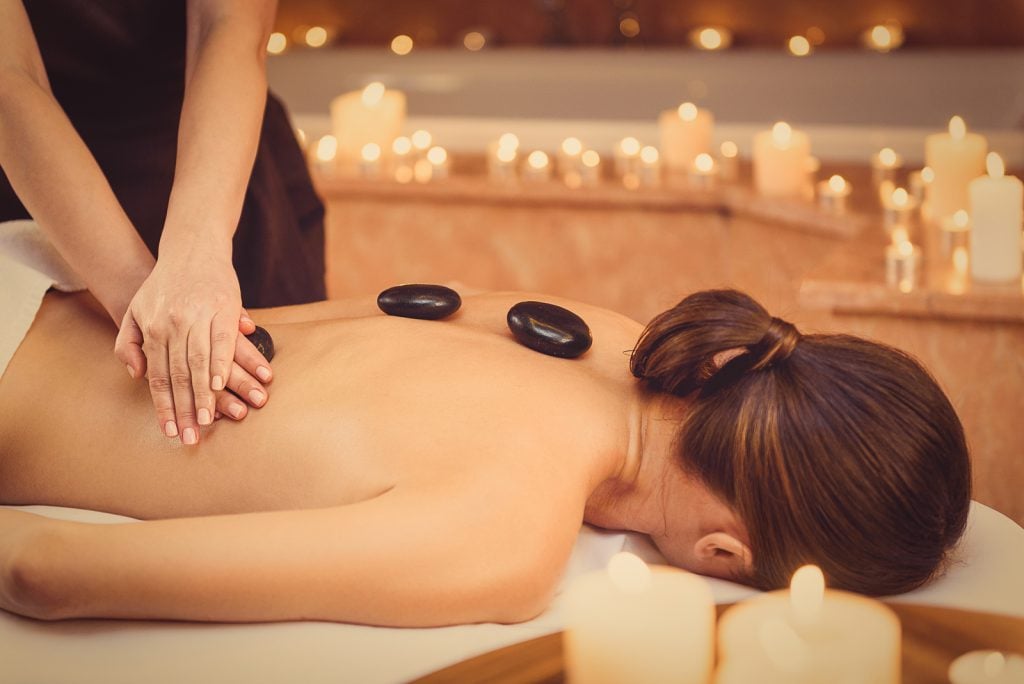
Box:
[581,150,600,168]
[305,26,328,48]
[720,140,739,158]
[828,174,847,193]
[266,32,287,55]
[496,146,516,163]
[953,210,969,229]
[620,137,641,156]
[921,166,935,183]
[361,142,381,162]
[694,153,714,173]
[869,25,892,50]
[789,564,824,624]
[678,102,698,122]
[392,136,412,155]
[641,146,660,164]
[315,135,337,162]
[692,26,728,50]
[497,133,519,151]
[390,34,414,56]
[607,552,652,594]
[361,82,386,107]
[771,122,793,147]
[986,152,1005,179]
[427,146,447,165]
[892,187,909,208]
[949,116,967,140]
[411,129,432,150]
[561,137,583,156]
[878,147,898,167]
[527,150,549,169]
[788,35,811,57]
[896,240,914,257]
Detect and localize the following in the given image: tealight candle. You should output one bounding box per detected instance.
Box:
[717,565,901,684]
[638,146,661,187]
[968,152,1023,282]
[689,152,717,190]
[658,102,715,173]
[909,166,934,206]
[522,150,552,182]
[391,136,414,181]
[313,134,338,175]
[614,136,642,178]
[940,209,971,255]
[817,174,852,215]
[949,650,1024,684]
[718,141,740,183]
[883,187,918,239]
[359,142,382,179]
[563,553,715,684]
[872,147,904,187]
[753,122,812,198]
[886,238,921,293]
[559,137,584,178]
[925,116,988,222]
[329,82,406,170]
[579,149,602,187]
[411,129,433,157]
[426,145,449,180]
[487,134,519,184]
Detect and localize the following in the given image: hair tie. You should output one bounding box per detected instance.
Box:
[751,317,801,369]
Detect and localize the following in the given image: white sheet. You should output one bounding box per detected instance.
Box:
[1,501,1021,683]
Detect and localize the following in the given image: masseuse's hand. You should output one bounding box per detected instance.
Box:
[114,251,272,445]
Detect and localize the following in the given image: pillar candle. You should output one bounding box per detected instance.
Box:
[925,116,987,222]
[564,553,715,684]
[330,82,406,168]
[716,565,900,684]
[968,152,1023,282]
[753,122,811,198]
[659,102,715,172]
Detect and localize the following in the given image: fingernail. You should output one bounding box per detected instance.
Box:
[126,364,136,379]
[256,366,271,382]
[229,403,245,419]
[248,389,265,406]
[182,427,197,445]
[212,375,225,391]
[164,421,178,438]
[197,408,212,425]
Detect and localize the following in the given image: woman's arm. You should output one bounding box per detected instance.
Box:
[2,483,580,627]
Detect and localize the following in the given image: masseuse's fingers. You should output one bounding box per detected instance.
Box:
[142,334,179,440]
[239,308,256,335]
[225,359,267,410]
[188,323,216,431]
[208,311,238,395]
[168,332,199,446]
[215,390,248,421]
[114,310,148,381]
[236,331,273,385]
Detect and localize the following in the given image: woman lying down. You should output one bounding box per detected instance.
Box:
[0,285,970,626]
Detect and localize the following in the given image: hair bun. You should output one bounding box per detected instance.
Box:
[751,316,801,369]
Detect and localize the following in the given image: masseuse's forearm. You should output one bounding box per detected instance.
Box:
[0,69,155,321]
[159,7,273,259]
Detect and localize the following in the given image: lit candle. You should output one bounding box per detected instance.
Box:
[359,142,382,179]
[558,137,584,179]
[658,102,715,173]
[871,147,903,187]
[411,129,433,157]
[313,134,338,175]
[563,553,715,684]
[329,82,406,171]
[614,136,642,179]
[753,122,812,198]
[886,238,921,293]
[426,145,449,181]
[638,145,661,187]
[487,133,519,184]
[522,150,551,182]
[391,136,414,182]
[949,650,1024,684]
[717,141,740,183]
[817,174,852,215]
[717,565,901,683]
[579,149,602,187]
[924,116,988,222]
[908,166,934,205]
[883,187,918,239]
[968,152,1023,282]
[862,22,904,52]
[689,26,732,51]
[688,152,716,190]
[940,209,971,256]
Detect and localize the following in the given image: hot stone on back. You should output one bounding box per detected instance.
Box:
[377,284,462,320]
[245,326,275,362]
[506,301,593,359]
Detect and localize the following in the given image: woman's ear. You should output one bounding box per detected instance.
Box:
[693,532,753,577]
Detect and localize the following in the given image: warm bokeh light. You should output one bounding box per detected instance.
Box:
[790,564,825,625]
[694,153,714,173]
[720,140,739,158]
[315,135,337,162]
[581,150,600,168]
[806,26,826,46]
[411,129,432,150]
[361,142,381,162]
[496,146,516,163]
[640,146,659,164]
[361,82,386,107]
[949,115,967,140]
[498,132,520,150]
[267,32,287,55]
[921,166,936,183]
[864,22,904,52]
[788,35,811,56]
[878,147,898,166]
[561,137,583,156]
[771,121,793,147]
[986,152,1005,178]
[896,240,914,258]
[892,187,910,207]
[392,136,412,155]
[463,31,486,51]
[828,174,847,193]
[427,146,447,165]
[304,26,328,48]
[527,150,550,169]
[619,136,641,156]
[690,26,731,51]
[952,209,970,229]
[619,16,640,38]
[390,34,413,55]
[606,552,652,594]
[677,102,698,122]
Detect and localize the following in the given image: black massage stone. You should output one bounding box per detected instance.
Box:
[506,301,593,359]
[377,284,462,320]
[245,326,275,362]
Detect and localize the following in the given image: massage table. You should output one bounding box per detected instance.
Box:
[1,501,1021,683]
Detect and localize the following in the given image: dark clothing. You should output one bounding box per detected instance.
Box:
[0,0,326,307]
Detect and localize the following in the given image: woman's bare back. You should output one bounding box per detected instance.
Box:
[0,290,644,521]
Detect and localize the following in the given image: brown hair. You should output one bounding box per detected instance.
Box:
[630,289,971,595]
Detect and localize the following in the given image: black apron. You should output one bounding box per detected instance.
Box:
[0,0,326,307]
